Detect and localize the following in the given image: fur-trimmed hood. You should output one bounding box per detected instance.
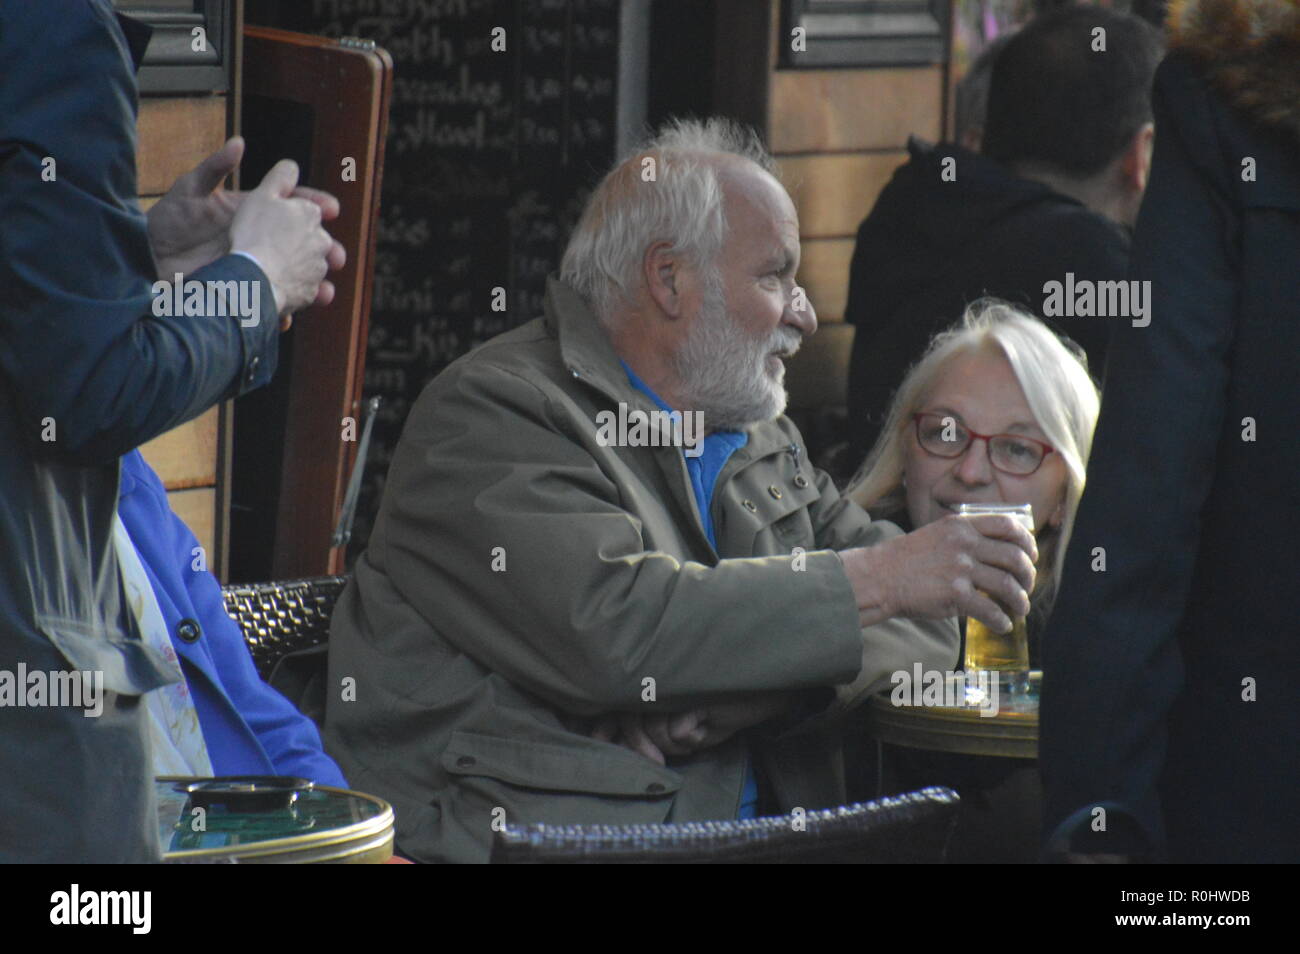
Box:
[1167,0,1300,141]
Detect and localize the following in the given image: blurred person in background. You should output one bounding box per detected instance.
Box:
[845,6,1161,457]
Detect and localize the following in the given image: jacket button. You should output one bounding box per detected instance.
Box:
[456,755,476,769]
[244,355,261,386]
[742,499,757,512]
[768,485,783,500]
[794,475,809,488]
[646,782,666,794]
[175,618,202,643]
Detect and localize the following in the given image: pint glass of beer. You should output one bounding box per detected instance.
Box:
[956,503,1035,694]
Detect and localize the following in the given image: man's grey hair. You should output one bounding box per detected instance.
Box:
[560,117,777,322]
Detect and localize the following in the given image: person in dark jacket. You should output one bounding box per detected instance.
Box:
[0,2,341,861]
[1040,0,1300,863]
[845,6,1162,458]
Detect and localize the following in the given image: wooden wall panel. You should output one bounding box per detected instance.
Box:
[136,96,227,196]
[798,237,855,324]
[139,407,220,490]
[778,151,907,239]
[768,68,943,153]
[166,487,217,559]
[136,92,231,571]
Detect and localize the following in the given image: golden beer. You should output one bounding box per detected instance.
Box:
[964,613,1030,672]
[955,503,1035,680]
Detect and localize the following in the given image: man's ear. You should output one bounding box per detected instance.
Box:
[1120,121,1155,193]
[643,242,688,318]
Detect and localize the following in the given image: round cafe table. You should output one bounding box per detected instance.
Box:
[862,672,1042,862]
[156,777,395,864]
[866,670,1041,759]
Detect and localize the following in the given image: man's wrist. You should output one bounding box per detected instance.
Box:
[839,545,893,627]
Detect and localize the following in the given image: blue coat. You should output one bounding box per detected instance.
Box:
[119,450,346,787]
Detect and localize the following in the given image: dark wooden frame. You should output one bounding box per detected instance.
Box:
[113,0,232,94]
[779,0,950,68]
[238,26,392,579]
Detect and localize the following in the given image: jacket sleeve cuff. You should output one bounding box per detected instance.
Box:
[190,252,280,397]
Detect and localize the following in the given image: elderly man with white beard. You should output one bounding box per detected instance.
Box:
[323,118,1037,864]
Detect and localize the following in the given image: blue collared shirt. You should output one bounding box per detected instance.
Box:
[620,362,759,818]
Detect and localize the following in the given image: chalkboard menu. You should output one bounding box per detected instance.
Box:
[246,0,621,560]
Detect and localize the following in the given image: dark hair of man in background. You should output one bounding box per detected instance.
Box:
[983,6,1164,178]
[953,34,1012,153]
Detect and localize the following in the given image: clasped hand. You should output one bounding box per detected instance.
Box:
[590,692,796,765]
[146,137,346,328]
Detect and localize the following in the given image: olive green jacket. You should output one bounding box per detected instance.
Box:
[323,277,958,863]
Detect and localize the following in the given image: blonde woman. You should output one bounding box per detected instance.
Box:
[846,299,1100,660]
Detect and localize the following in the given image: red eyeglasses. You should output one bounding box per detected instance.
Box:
[912,412,1056,476]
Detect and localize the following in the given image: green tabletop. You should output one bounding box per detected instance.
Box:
[156,777,395,863]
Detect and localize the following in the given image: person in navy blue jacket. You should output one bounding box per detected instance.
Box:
[1,2,343,861]
[118,449,346,787]
[1040,1,1300,863]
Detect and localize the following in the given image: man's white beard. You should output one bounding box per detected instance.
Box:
[670,272,801,432]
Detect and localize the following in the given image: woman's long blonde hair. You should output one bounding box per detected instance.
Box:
[846,300,1101,616]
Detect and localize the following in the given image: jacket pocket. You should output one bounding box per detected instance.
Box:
[36,614,179,697]
[438,728,682,847]
[443,728,682,798]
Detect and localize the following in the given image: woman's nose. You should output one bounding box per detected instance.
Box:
[954,436,994,484]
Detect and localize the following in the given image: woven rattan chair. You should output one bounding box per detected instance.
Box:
[221,575,349,680]
[490,786,960,863]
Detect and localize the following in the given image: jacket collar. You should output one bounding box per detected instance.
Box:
[545,276,636,406]
[543,275,797,462]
